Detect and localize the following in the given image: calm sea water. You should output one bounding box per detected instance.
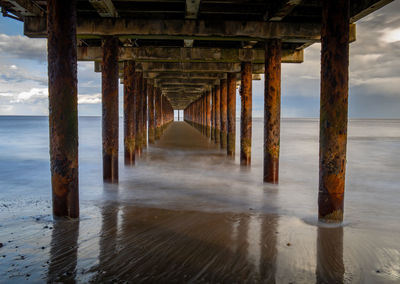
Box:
[0,116,399,282]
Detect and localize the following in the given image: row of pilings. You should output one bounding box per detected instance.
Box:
[183,0,350,224]
[122,60,174,171]
[102,43,174,185]
[47,0,349,223]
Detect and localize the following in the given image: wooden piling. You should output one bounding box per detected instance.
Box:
[123,61,136,165]
[227,73,236,158]
[148,84,155,144]
[220,79,228,149]
[240,62,252,166]
[102,37,119,183]
[264,39,281,183]
[319,0,349,223]
[47,0,79,218]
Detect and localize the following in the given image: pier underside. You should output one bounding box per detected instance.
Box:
[0,0,394,222]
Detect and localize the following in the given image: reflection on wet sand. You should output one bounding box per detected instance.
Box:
[91,204,278,282]
[47,219,79,283]
[316,226,344,284]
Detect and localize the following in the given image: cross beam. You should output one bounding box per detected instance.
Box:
[78,46,304,63]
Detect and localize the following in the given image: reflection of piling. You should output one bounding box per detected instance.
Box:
[264,40,281,183]
[47,0,79,217]
[102,37,119,183]
[240,62,252,166]
[316,227,344,283]
[318,0,349,223]
[227,73,236,158]
[220,79,228,149]
[47,220,79,283]
[259,215,278,282]
[124,61,136,166]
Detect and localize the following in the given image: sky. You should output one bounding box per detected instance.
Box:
[0,1,400,118]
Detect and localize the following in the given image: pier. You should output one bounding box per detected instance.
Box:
[0,0,394,223]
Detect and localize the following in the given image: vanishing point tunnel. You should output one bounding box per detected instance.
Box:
[0,0,394,223]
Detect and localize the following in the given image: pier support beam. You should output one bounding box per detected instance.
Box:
[319,0,349,223]
[214,85,221,145]
[155,88,162,139]
[102,37,119,183]
[124,61,136,165]
[211,88,215,141]
[148,84,155,143]
[48,0,79,218]
[220,79,228,149]
[206,91,211,138]
[135,72,143,155]
[142,79,148,148]
[227,73,236,158]
[264,39,281,183]
[240,62,252,166]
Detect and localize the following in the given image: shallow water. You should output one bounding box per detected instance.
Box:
[0,117,399,283]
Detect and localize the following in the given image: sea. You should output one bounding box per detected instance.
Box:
[0,116,399,283]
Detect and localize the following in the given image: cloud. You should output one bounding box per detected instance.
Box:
[78,93,101,104]
[0,64,47,86]
[0,34,46,62]
[9,88,47,103]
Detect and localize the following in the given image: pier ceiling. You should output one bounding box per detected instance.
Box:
[0,0,392,108]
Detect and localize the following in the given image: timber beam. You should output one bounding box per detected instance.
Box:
[78,46,304,63]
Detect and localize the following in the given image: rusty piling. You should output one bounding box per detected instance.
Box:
[124,61,136,165]
[240,62,252,166]
[47,0,79,218]
[148,84,155,144]
[102,37,119,183]
[206,91,211,138]
[318,0,349,223]
[142,79,148,148]
[135,72,143,156]
[227,73,236,158]
[220,79,228,149]
[214,85,221,145]
[211,88,215,141]
[155,88,162,139]
[264,39,281,183]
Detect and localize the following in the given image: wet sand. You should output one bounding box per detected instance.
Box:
[1,120,399,283]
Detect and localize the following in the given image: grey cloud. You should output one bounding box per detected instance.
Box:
[0,34,47,62]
